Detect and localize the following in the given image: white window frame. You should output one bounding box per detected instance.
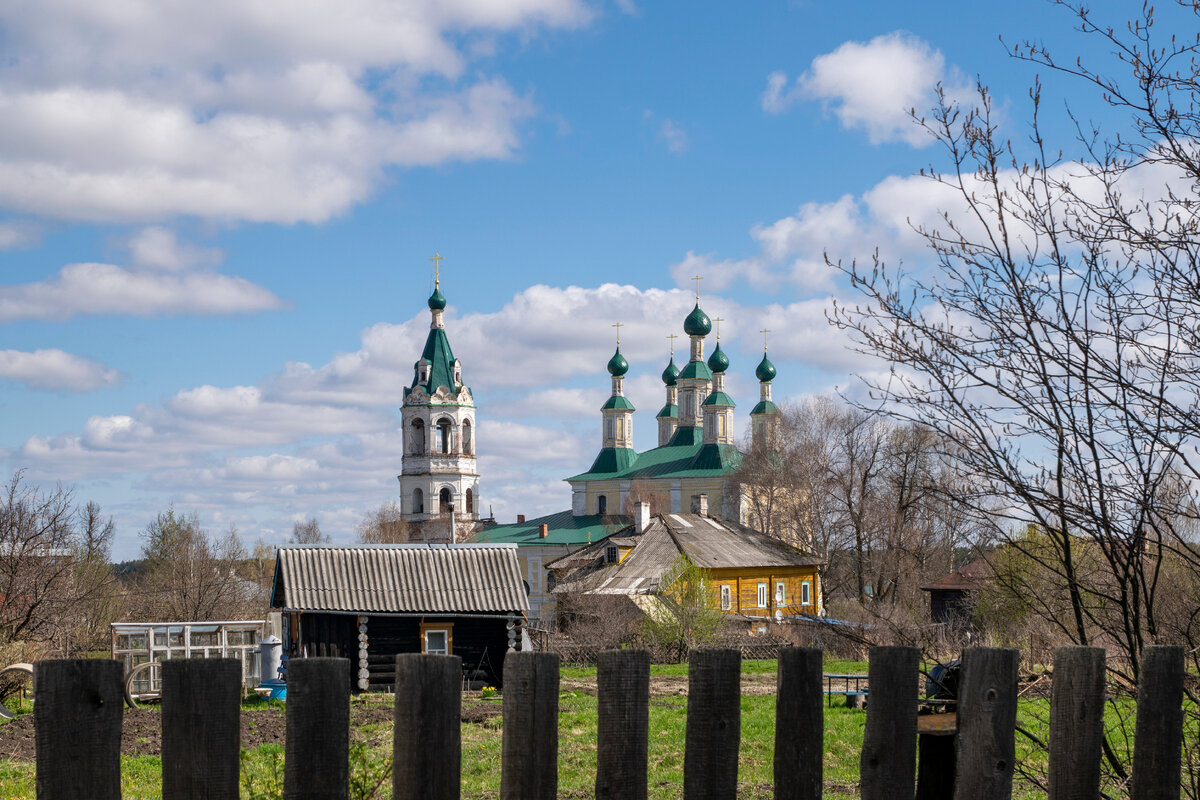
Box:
[757,582,768,609]
[720,584,731,611]
[421,622,453,655]
[528,556,542,593]
[801,580,812,607]
[775,581,786,606]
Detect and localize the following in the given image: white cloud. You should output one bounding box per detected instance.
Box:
[127,227,223,272]
[0,349,122,391]
[659,119,688,154]
[0,221,40,250]
[0,1,588,223]
[763,32,969,147]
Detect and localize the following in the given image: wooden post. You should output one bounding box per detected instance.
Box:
[683,648,741,800]
[860,645,920,800]
[953,647,1018,800]
[34,659,123,800]
[162,658,241,800]
[1048,646,1106,800]
[393,654,462,800]
[501,652,559,800]
[1130,645,1185,800]
[774,647,823,800]
[285,657,349,800]
[596,649,650,800]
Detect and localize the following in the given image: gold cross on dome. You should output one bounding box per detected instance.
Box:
[714,317,724,341]
[760,328,771,351]
[611,321,623,346]
[428,253,444,287]
[666,333,678,357]
[691,275,703,301]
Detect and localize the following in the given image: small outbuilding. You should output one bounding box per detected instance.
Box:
[921,556,992,624]
[271,543,528,690]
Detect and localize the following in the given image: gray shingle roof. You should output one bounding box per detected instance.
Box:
[272,544,528,613]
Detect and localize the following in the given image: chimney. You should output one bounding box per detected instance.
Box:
[635,502,652,534]
[517,514,526,524]
[539,523,549,538]
[691,494,708,516]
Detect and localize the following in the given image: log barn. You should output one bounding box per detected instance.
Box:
[270,543,528,690]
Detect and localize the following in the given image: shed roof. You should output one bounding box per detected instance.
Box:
[271,544,528,613]
[920,556,992,592]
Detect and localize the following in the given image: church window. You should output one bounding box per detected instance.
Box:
[462,420,473,455]
[410,419,425,455]
[718,414,726,438]
[605,417,614,440]
[412,488,424,514]
[597,495,608,515]
[437,418,452,454]
[465,488,474,514]
[439,487,453,514]
[617,418,624,439]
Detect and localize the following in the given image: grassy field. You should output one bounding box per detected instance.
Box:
[0,656,1144,799]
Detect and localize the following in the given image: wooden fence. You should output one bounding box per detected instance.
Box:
[31,644,1186,800]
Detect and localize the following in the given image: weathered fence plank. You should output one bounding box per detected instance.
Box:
[774,647,823,800]
[162,658,241,800]
[501,652,559,800]
[393,654,462,800]
[34,659,123,800]
[953,647,1018,800]
[1130,645,1185,800]
[683,648,741,800]
[1048,646,1106,800]
[285,657,350,800]
[596,649,650,800]
[860,645,920,800]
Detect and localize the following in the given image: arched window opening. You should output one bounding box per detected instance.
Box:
[462,420,473,455]
[412,488,424,514]
[439,487,453,514]
[437,418,452,454]
[597,495,608,515]
[410,419,425,455]
[465,488,474,514]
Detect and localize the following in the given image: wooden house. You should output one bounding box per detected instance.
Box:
[547,501,825,623]
[270,544,528,690]
[921,556,992,624]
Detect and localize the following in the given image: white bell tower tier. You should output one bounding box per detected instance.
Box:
[397,262,480,542]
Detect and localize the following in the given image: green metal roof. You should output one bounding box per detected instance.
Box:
[661,356,680,386]
[574,447,638,479]
[567,435,741,482]
[656,403,678,419]
[751,399,780,415]
[701,391,735,407]
[684,304,712,336]
[601,395,636,411]
[756,353,777,382]
[707,343,729,374]
[666,425,703,447]
[607,346,629,377]
[678,360,713,381]
[406,326,461,396]
[477,511,622,546]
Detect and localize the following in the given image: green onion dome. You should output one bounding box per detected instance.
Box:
[607,346,629,377]
[661,356,680,386]
[683,303,711,336]
[707,343,729,373]
[755,353,776,382]
[428,287,447,310]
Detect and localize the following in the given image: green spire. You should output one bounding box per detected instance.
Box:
[661,355,680,386]
[607,346,629,377]
[756,352,776,382]
[683,303,711,336]
[707,343,729,373]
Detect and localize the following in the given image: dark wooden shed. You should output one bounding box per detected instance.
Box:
[270,543,528,690]
[920,557,991,624]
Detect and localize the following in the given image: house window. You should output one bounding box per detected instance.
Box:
[605,545,618,564]
[757,583,768,609]
[801,580,812,606]
[720,585,731,611]
[775,581,786,606]
[421,623,453,655]
[597,495,607,515]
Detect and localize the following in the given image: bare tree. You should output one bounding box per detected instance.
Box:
[290,517,328,544]
[356,501,407,544]
[136,509,253,620]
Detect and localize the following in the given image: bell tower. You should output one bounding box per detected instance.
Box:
[397,255,480,542]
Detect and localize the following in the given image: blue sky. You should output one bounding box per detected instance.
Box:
[0,0,1153,558]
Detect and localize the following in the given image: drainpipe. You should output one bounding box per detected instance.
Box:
[448,502,456,544]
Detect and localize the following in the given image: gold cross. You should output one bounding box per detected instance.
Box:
[611,321,623,346]
[714,317,724,341]
[760,328,771,351]
[666,333,678,357]
[691,275,703,301]
[428,253,444,287]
